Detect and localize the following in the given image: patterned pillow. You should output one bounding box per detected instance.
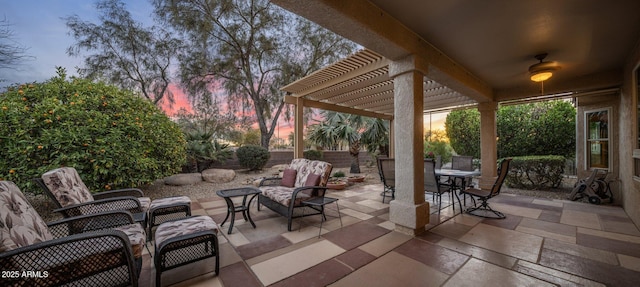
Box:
[0,181,54,252]
[41,167,94,207]
[281,168,297,187]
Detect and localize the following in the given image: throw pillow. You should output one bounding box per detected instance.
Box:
[304,173,321,187]
[281,169,297,187]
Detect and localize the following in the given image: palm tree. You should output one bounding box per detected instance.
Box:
[307,111,388,173]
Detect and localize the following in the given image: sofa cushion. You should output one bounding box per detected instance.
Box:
[281,169,297,187]
[288,159,332,188]
[41,167,94,207]
[261,186,312,206]
[0,181,54,252]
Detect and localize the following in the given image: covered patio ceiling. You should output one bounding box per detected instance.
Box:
[276,0,640,120]
[282,49,477,120]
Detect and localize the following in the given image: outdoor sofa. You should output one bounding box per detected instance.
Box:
[257,158,333,231]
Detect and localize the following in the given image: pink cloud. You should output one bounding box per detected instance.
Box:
[159,84,192,116]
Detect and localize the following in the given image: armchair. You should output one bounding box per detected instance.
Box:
[460,158,512,219]
[35,167,191,240]
[377,158,395,202]
[0,181,142,286]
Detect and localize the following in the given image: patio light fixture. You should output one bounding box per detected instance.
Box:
[529,53,560,82]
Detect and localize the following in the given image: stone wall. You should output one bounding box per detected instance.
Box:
[210,150,372,170]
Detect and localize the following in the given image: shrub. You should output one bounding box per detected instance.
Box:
[236,145,270,170]
[505,155,565,189]
[303,149,323,160]
[332,171,346,178]
[184,131,233,172]
[0,69,186,193]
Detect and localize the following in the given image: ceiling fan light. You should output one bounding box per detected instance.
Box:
[530,71,553,82]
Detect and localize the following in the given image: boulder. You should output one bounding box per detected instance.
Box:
[164,173,203,186]
[270,164,288,177]
[202,168,236,183]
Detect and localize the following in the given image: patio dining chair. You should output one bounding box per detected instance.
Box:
[35,166,192,240]
[377,158,395,202]
[0,181,142,286]
[424,158,455,215]
[460,158,512,219]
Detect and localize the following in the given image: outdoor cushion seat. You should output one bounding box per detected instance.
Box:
[0,180,141,286]
[260,186,312,206]
[112,223,146,259]
[154,215,220,287]
[258,158,333,231]
[148,195,192,241]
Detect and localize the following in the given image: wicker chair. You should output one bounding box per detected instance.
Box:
[377,158,395,202]
[257,158,333,231]
[34,167,191,240]
[460,158,512,219]
[0,181,142,286]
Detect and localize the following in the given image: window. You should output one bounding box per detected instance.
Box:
[586,109,610,170]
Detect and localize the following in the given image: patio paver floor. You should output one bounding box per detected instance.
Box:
[138,183,640,286]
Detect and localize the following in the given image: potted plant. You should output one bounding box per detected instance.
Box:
[327,178,347,190]
[347,175,366,183]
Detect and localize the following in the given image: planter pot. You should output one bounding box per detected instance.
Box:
[347,175,365,183]
[327,182,347,190]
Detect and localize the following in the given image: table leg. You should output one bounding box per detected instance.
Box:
[241,195,249,222]
[246,193,259,228]
[226,197,236,234]
[220,197,232,227]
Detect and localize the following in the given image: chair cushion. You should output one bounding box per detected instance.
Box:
[41,167,94,207]
[261,186,312,206]
[0,181,54,252]
[154,216,218,248]
[281,169,297,187]
[149,196,190,210]
[289,159,332,188]
[304,173,321,186]
[139,197,151,212]
[111,223,146,259]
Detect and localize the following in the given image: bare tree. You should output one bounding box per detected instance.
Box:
[153,0,357,148]
[65,0,181,106]
[0,17,32,80]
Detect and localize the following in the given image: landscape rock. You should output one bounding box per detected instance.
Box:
[202,168,236,183]
[164,173,203,186]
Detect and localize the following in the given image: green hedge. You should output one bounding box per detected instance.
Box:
[303,149,323,160]
[504,155,565,189]
[236,145,270,170]
[0,69,186,193]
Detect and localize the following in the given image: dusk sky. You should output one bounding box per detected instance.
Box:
[1,0,155,88]
[1,0,447,135]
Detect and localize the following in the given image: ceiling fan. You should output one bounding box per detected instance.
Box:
[528,53,561,82]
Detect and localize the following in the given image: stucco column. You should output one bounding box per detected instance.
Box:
[478,101,498,188]
[388,55,429,235]
[294,97,304,159]
[388,119,395,158]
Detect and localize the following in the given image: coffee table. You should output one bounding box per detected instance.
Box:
[216,187,261,234]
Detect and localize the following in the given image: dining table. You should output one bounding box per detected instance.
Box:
[435,169,481,212]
